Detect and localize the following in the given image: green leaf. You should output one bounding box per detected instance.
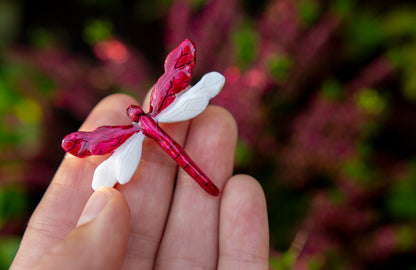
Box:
[397,225,416,252]
[14,98,42,125]
[83,19,113,45]
[387,177,416,220]
[331,0,355,18]
[383,7,416,41]
[343,12,386,59]
[0,237,21,269]
[0,185,29,226]
[267,54,292,80]
[235,140,252,167]
[297,0,321,26]
[28,28,55,48]
[269,251,296,270]
[320,79,342,100]
[232,22,258,70]
[355,88,386,115]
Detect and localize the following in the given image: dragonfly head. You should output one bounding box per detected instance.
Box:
[126,105,145,123]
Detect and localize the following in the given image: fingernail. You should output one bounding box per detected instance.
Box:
[77,187,112,227]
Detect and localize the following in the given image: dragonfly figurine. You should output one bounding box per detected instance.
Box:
[61,39,225,196]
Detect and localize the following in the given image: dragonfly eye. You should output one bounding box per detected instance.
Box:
[126,105,144,122]
[61,138,74,152]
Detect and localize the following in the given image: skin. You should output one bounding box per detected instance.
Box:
[11,94,269,270]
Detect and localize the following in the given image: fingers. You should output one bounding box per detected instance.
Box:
[11,94,137,269]
[32,187,130,270]
[218,175,269,270]
[116,98,190,269]
[155,106,237,269]
[11,91,266,270]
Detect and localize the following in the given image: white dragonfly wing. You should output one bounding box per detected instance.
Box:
[92,132,145,190]
[113,132,145,184]
[155,71,225,123]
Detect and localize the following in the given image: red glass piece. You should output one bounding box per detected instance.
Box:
[149,39,196,115]
[139,115,220,196]
[62,125,140,158]
[126,104,144,122]
[61,39,221,196]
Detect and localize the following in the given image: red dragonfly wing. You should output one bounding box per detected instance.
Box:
[62,125,141,158]
[149,39,196,115]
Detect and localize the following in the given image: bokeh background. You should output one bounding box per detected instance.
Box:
[1,0,416,269]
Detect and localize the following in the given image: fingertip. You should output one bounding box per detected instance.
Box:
[221,174,267,220]
[76,186,130,234]
[222,174,265,199]
[197,105,238,143]
[97,186,130,224]
[219,174,269,269]
[76,187,113,227]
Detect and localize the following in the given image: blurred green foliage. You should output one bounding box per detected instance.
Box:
[0,237,20,270]
[297,0,321,27]
[270,250,296,270]
[83,19,113,45]
[387,167,416,220]
[0,63,45,154]
[355,88,386,115]
[320,78,342,100]
[267,54,292,81]
[232,21,258,70]
[0,1,21,49]
[344,11,386,59]
[0,185,29,227]
[234,139,252,167]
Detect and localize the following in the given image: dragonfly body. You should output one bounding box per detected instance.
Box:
[62,39,225,196]
[136,110,220,196]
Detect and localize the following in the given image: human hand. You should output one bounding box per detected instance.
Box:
[11,94,269,269]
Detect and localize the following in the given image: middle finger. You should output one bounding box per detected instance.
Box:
[155,106,237,269]
[117,96,191,270]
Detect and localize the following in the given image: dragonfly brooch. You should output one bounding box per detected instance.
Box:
[61,39,225,196]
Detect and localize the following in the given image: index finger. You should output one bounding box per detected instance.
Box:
[12,94,137,269]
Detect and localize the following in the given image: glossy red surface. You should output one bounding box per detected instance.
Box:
[149,39,196,115]
[139,116,220,196]
[61,125,140,158]
[126,104,144,122]
[62,39,220,196]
